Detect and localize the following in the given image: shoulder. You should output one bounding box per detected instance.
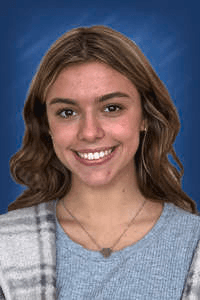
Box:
[0,200,56,231]
[0,200,56,272]
[166,203,200,229]
[0,200,56,252]
[159,203,200,246]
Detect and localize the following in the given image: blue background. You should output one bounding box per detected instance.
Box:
[0,0,199,213]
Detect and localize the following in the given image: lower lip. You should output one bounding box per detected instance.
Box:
[73,146,119,166]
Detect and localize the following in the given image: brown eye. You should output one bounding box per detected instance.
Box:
[104,104,123,113]
[57,109,77,118]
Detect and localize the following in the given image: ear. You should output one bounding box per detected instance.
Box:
[48,130,52,137]
[140,119,147,132]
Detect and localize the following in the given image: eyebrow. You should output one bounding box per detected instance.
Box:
[48,92,130,106]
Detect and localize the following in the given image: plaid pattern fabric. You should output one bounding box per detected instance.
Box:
[181,240,200,300]
[0,287,5,300]
[0,201,56,300]
[0,199,199,299]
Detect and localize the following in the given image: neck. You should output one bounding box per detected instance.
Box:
[61,166,147,225]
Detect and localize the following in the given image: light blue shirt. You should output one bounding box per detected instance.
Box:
[56,202,200,299]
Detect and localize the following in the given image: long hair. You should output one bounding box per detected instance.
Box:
[8,25,197,213]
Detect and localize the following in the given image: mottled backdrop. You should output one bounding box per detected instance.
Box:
[0,0,199,213]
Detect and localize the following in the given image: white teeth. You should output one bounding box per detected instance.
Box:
[94,152,100,159]
[99,151,104,158]
[77,148,113,160]
[88,153,93,160]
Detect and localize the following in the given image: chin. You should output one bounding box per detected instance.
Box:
[77,172,114,188]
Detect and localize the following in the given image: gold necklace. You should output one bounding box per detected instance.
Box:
[61,198,146,258]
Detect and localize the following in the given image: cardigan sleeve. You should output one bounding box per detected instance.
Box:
[0,201,56,300]
[182,240,200,299]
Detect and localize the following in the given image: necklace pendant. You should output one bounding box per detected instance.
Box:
[100,248,112,258]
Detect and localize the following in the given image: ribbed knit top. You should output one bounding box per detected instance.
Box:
[56,202,200,299]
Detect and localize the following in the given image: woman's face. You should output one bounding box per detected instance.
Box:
[46,61,145,187]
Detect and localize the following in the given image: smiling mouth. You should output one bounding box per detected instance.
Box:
[75,146,117,161]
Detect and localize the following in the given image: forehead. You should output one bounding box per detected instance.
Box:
[46,61,140,102]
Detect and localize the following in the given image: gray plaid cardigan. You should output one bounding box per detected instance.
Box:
[0,201,56,300]
[0,200,200,299]
[182,240,200,299]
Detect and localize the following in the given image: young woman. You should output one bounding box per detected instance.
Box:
[0,25,199,300]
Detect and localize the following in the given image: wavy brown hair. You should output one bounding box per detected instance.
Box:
[8,25,197,213]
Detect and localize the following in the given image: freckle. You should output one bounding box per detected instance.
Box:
[122,189,125,193]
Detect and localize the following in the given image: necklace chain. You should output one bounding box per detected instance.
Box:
[61,198,146,258]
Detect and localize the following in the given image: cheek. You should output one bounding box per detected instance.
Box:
[49,122,76,147]
[110,118,141,139]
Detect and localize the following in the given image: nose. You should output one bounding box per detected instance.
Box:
[77,113,105,142]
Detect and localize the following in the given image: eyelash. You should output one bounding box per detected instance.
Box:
[56,104,124,119]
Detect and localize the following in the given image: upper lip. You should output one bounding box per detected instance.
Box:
[74,146,117,153]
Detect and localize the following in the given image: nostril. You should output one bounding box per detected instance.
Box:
[78,122,105,141]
